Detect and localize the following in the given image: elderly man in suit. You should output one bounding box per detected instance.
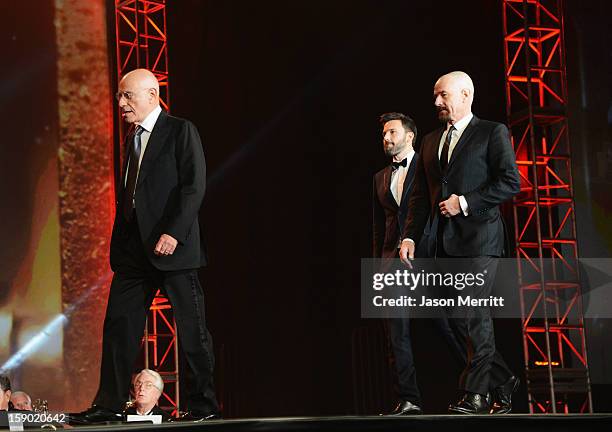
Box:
[400,71,521,414]
[10,391,32,411]
[124,369,172,421]
[72,69,219,424]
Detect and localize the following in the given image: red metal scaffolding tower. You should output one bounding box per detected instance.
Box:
[502,0,593,413]
[113,0,180,416]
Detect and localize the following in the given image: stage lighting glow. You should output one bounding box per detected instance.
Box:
[534,361,560,367]
[0,271,111,375]
[0,313,67,374]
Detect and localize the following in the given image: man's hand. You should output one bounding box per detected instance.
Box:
[439,194,461,218]
[154,234,178,256]
[399,240,415,269]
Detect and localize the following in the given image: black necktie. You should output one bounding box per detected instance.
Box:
[391,158,408,170]
[440,125,455,172]
[122,125,144,221]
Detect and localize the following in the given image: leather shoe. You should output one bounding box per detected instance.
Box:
[448,392,490,414]
[490,376,520,414]
[68,405,124,425]
[387,400,423,415]
[178,411,222,421]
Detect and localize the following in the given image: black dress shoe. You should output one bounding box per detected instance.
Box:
[68,405,124,424]
[178,411,222,421]
[388,400,423,415]
[448,392,490,414]
[490,376,520,414]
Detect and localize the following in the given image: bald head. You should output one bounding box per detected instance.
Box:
[433,71,474,124]
[121,69,160,93]
[117,68,160,124]
[438,71,474,99]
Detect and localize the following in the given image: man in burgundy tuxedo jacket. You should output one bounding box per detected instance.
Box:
[373,112,464,415]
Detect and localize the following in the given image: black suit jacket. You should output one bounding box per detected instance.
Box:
[373,154,427,259]
[401,116,520,257]
[111,111,207,271]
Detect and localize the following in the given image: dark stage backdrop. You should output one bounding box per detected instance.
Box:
[166,0,612,415]
[166,0,511,416]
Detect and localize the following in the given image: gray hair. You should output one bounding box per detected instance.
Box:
[136,369,164,392]
[10,391,31,404]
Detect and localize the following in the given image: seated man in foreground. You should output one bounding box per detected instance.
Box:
[124,369,172,422]
[124,369,171,421]
[10,391,32,411]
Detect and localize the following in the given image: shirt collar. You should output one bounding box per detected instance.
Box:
[393,147,415,164]
[137,105,162,133]
[136,407,154,415]
[448,112,473,134]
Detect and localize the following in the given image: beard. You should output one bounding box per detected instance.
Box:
[384,142,400,157]
[437,107,451,124]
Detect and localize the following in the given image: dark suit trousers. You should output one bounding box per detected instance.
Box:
[94,217,219,414]
[385,315,465,405]
[384,252,466,405]
[436,216,513,395]
[384,317,420,405]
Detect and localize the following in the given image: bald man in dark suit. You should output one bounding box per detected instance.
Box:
[71,69,219,424]
[400,72,521,414]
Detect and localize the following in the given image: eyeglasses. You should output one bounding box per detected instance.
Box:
[115,88,152,102]
[134,381,158,390]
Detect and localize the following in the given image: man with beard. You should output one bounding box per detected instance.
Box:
[373,113,421,414]
[373,113,464,415]
[399,71,521,414]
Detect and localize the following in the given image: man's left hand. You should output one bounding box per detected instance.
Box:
[439,194,461,218]
[155,234,178,256]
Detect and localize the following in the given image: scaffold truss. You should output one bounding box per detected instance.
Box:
[502,0,593,413]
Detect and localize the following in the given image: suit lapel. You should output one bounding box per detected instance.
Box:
[137,111,170,187]
[383,166,398,208]
[447,115,479,171]
[427,129,444,216]
[431,128,445,175]
[118,125,135,198]
[399,154,417,204]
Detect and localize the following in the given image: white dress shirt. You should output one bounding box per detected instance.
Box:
[439,113,473,216]
[390,148,416,205]
[135,105,162,172]
[402,113,473,245]
[125,105,162,187]
[438,112,473,164]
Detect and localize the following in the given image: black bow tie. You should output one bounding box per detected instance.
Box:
[391,158,408,169]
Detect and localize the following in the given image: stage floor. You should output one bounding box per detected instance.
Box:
[69,414,612,432]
